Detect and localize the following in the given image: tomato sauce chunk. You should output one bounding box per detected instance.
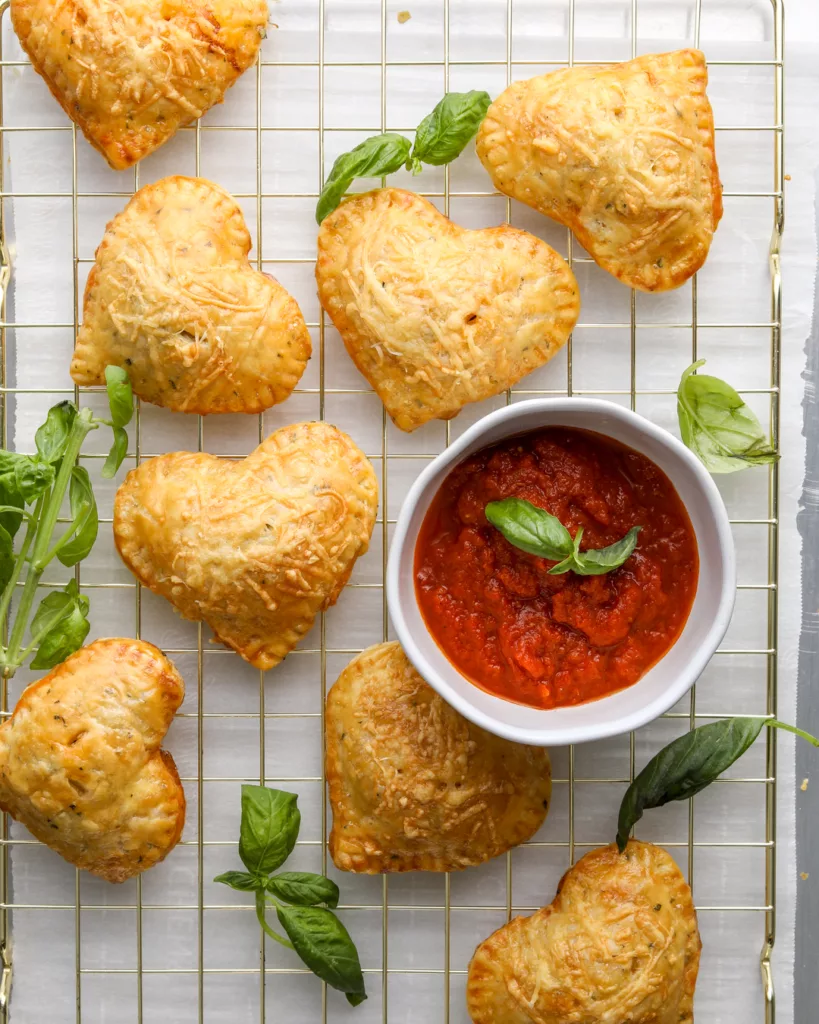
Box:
[415,427,698,710]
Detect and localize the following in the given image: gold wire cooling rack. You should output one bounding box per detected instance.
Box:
[0,0,785,1021]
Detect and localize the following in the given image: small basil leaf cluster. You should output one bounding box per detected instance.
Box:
[616,717,819,852]
[316,90,491,224]
[0,367,133,678]
[677,359,778,473]
[485,497,641,576]
[215,785,366,1008]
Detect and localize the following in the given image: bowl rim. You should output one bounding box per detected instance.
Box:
[386,397,737,746]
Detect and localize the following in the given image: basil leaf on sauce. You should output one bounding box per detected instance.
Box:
[485,497,573,561]
[571,526,641,577]
[485,498,640,576]
[677,359,778,474]
[616,717,819,852]
[410,90,491,167]
[316,134,412,224]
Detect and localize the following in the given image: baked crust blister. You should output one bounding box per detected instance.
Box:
[0,638,185,883]
[326,642,552,873]
[476,50,722,292]
[11,0,268,170]
[316,188,579,432]
[113,422,378,671]
[466,840,701,1024]
[71,176,311,416]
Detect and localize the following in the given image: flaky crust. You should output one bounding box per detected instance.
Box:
[326,642,551,873]
[11,0,267,170]
[114,422,378,670]
[466,841,701,1023]
[476,50,722,292]
[316,188,579,432]
[0,639,185,883]
[71,176,310,416]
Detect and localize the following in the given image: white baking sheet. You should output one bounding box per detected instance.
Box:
[0,0,813,1021]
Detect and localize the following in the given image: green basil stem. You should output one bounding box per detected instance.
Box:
[1,409,97,677]
[767,719,819,747]
[255,890,295,950]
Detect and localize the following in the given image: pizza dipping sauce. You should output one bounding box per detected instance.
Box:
[414,427,699,710]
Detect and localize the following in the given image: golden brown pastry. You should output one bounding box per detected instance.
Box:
[466,840,700,1023]
[71,176,311,416]
[476,50,722,292]
[316,188,579,432]
[0,638,185,883]
[326,641,551,873]
[114,423,378,670]
[11,0,267,170]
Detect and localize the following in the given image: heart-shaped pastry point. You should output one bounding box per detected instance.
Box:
[11,0,268,169]
[0,638,185,883]
[326,642,552,873]
[466,840,701,1023]
[114,422,378,670]
[71,176,311,415]
[316,188,579,432]
[476,50,722,292]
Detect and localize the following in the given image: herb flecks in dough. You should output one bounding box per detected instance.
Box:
[316,188,579,432]
[0,639,185,882]
[466,841,701,1024]
[113,422,378,670]
[71,176,311,416]
[477,50,722,292]
[11,0,269,169]
[326,642,552,873]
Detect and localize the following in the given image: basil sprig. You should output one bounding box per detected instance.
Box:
[485,497,640,576]
[316,90,491,223]
[616,717,819,851]
[677,359,779,473]
[0,367,133,679]
[215,785,366,1007]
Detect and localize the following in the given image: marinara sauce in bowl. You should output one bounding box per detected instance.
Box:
[387,399,735,746]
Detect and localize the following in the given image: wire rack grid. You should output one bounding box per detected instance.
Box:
[0,0,785,1021]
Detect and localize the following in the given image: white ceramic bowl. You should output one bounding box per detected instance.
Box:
[387,399,736,747]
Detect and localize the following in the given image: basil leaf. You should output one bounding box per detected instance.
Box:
[572,526,641,577]
[267,872,340,909]
[101,425,129,480]
[316,133,413,224]
[56,467,98,567]
[14,457,55,504]
[214,870,263,893]
[0,475,25,538]
[239,785,301,877]
[485,497,573,561]
[29,579,90,671]
[0,523,13,591]
[411,90,491,167]
[276,905,367,1006]
[105,365,134,428]
[677,359,779,474]
[35,402,77,464]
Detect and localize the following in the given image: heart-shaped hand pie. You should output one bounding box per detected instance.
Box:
[11,0,267,169]
[0,638,185,883]
[316,188,579,432]
[466,840,700,1023]
[71,176,311,416]
[326,642,552,873]
[476,50,722,292]
[114,422,378,669]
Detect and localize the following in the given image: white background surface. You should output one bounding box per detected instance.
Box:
[1,0,816,1021]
